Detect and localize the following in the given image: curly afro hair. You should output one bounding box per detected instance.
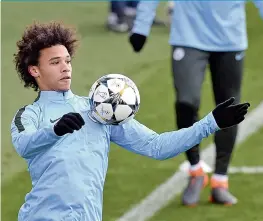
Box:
[14,21,79,91]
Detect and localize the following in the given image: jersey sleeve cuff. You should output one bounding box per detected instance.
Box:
[45,126,61,140]
[207,112,220,132]
[132,21,151,36]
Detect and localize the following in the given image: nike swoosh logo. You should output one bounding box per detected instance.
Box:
[50,117,61,123]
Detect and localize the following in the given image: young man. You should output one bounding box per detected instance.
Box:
[11,21,249,221]
[129,1,263,206]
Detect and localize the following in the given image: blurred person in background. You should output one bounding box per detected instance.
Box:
[106,1,166,33]
[129,1,263,206]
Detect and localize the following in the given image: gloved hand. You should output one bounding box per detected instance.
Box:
[54,113,85,136]
[129,33,147,52]
[212,97,250,129]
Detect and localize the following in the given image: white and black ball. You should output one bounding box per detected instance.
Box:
[88,74,140,125]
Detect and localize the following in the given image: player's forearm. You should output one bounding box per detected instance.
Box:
[12,127,60,158]
[253,0,263,19]
[151,112,219,160]
[132,1,159,36]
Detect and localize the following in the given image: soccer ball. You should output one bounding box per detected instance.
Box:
[88,74,140,125]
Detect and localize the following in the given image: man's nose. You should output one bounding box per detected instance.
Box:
[61,62,70,72]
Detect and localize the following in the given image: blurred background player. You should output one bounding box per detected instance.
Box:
[129,1,263,206]
[106,1,166,33]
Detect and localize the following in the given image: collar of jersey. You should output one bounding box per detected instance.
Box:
[35,90,74,102]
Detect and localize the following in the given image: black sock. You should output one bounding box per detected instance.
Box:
[214,126,238,175]
[175,102,200,165]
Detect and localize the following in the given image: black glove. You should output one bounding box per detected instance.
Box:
[129,33,147,52]
[212,97,250,129]
[54,113,85,136]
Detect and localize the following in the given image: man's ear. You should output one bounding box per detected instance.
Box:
[28,65,40,78]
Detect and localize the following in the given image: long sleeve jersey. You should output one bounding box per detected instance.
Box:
[11,90,219,221]
[132,1,263,51]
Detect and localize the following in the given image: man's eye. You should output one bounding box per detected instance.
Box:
[51,61,59,65]
[66,60,71,64]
